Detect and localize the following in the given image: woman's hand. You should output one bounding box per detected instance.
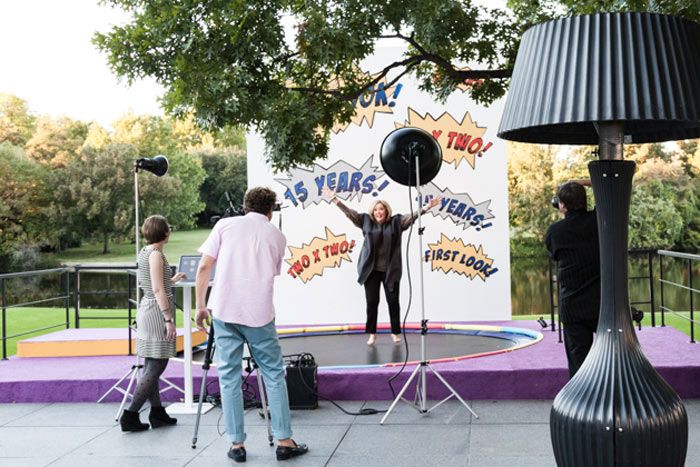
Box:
[426,196,442,210]
[165,322,177,341]
[171,272,187,283]
[322,186,337,202]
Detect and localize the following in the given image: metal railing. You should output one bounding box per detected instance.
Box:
[0,265,135,359]
[73,265,135,329]
[658,250,698,343]
[0,268,71,359]
[548,249,656,341]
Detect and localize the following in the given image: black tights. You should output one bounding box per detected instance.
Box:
[128,357,169,411]
[364,270,401,334]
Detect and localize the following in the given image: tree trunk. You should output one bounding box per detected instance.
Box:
[102,233,109,254]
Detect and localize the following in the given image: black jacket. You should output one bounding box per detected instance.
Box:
[545,209,600,323]
[336,200,422,292]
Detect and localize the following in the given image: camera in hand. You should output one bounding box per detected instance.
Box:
[551,195,560,209]
[210,191,281,225]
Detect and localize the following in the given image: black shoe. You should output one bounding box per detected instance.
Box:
[149,406,177,428]
[276,441,308,461]
[119,409,149,432]
[228,445,246,463]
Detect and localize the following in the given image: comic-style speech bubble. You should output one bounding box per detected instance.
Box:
[276,156,389,208]
[420,183,494,231]
[395,108,494,169]
[286,227,356,283]
[424,234,499,281]
[331,71,404,134]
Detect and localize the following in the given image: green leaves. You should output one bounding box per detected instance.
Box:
[96,0,522,170]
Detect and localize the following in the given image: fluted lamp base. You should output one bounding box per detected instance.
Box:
[550,159,688,466]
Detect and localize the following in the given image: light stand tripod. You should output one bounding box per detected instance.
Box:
[97,156,175,419]
[192,324,273,449]
[378,129,478,424]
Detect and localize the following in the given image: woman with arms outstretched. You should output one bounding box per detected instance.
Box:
[323,187,440,345]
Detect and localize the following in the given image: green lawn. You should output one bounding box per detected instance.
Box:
[55,229,212,264]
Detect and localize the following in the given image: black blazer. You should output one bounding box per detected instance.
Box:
[335,201,421,292]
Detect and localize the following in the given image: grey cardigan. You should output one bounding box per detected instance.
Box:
[335,200,424,292]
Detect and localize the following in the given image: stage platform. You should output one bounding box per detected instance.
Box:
[16,328,207,357]
[1,321,698,403]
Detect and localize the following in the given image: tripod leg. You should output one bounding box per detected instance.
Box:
[193,327,216,449]
[380,363,422,425]
[426,363,478,418]
[115,366,140,421]
[253,359,274,446]
[97,367,134,404]
[191,368,210,449]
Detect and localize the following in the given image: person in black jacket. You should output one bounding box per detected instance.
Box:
[323,186,441,345]
[545,180,600,378]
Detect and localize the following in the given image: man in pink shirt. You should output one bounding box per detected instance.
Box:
[195,187,308,463]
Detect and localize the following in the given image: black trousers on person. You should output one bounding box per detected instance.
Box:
[563,318,598,378]
[364,270,401,334]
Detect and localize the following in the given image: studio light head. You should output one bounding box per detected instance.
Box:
[135,155,169,176]
[380,127,442,186]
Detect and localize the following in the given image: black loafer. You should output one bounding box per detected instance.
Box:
[228,446,246,463]
[276,441,308,461]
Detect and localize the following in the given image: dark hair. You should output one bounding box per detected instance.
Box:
[243,187,277,215]
[557,182,587,211]
[141,215,170,244]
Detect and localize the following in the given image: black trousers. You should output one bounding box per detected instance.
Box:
[364,270,401,334]
[563,318,598,378]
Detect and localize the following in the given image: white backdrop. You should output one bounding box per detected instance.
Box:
[248,47,511,325]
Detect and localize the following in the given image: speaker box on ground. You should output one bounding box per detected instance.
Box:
[286,354,318,410]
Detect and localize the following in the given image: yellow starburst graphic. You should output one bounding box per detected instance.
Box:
[424,234,498,281]
[285,227,356,283]
[331,70,403,134]
[395,107,493,169]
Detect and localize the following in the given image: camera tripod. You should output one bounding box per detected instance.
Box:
[191,325,273,449]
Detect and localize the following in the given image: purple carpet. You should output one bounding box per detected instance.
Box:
[1,321,698,402]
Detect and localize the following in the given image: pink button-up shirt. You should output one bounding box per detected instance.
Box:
[198,212,286,327]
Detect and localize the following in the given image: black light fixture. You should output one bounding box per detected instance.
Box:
[379,127,442,186]
[377,127,478,424]
[98,152,171,413]
[135,155,169,177]
[498,12,699,467]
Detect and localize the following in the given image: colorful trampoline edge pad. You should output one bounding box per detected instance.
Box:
[275,323,544,368]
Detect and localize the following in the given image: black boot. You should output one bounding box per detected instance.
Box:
[149,406,177,428]
[120,409,149,432]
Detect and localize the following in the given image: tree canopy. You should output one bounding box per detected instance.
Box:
[95,0,700,171]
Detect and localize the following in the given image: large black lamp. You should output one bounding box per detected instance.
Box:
[498,12,700,467]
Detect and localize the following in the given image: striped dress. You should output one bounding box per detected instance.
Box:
[136,246,176,358]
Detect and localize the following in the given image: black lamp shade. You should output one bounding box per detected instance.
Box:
[380,127,442,186]
[136,155,169,177]
[498,13,700,144]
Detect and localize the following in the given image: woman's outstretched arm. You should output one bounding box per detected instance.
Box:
[322,186,363,228]
[400,196,442,230]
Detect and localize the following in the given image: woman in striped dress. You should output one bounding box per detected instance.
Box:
[120,215,186,432]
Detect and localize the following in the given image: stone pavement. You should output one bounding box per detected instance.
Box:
[0,399,698,466]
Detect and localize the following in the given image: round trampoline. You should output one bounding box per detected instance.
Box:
[276,323,543,369]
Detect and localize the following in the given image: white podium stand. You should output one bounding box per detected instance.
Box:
[167,282,214,415]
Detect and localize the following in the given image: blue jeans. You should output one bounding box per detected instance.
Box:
[213,318,293,444]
